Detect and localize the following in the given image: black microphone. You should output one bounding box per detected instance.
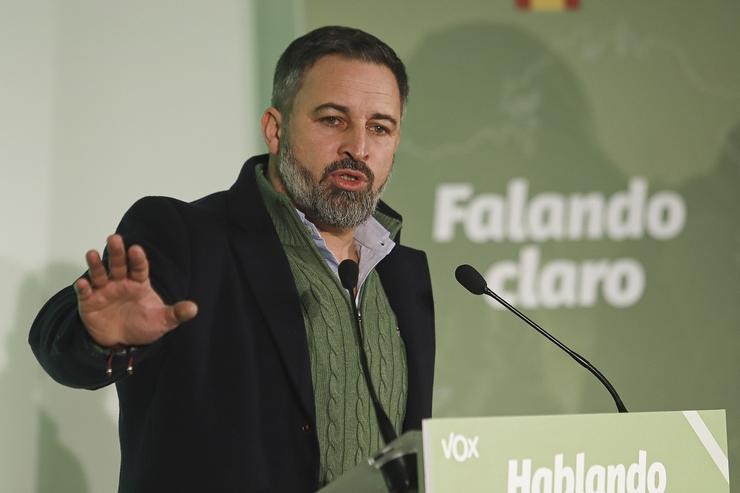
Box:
[339,259,399,443]
[455,264,628,413]
[338,259,359,293]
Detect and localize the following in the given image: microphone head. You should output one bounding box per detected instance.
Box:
[338,259,359,291]
[455,264,488,295]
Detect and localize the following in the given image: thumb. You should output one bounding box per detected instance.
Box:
[163,300,199,329]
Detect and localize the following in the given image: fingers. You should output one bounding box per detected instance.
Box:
[74,277,93,301]
[127,244,149,283]
[163,301,199,330]
[86,249,108,288]
[107,234,127,280]
[85,235,151,287]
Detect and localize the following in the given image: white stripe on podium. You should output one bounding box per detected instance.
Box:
[682,410,730,483]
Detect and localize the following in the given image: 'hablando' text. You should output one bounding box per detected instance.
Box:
[508,450,667,493]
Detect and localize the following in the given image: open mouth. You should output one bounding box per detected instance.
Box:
[328,169,369,191]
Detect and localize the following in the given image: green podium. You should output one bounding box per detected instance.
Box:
[319,410,730,493]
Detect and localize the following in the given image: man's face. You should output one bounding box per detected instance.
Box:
[273,54,402,230]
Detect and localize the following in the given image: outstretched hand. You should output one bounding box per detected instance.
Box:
[74,234,198,348]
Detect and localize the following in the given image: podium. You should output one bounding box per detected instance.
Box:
[319,410,730,493]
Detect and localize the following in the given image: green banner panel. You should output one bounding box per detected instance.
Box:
[422,410,729,492]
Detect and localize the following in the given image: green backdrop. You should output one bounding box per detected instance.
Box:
[293,0,739,488]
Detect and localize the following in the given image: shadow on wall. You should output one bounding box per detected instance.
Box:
[37,409,89,493]
[0,262,119,492]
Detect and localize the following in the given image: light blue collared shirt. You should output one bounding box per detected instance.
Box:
[293,208,396,297]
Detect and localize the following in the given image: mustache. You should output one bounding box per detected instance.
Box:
[320,158,374,183]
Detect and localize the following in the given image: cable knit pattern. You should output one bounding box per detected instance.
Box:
[256,167,407,487]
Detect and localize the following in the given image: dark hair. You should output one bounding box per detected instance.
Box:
[271,26,409,115]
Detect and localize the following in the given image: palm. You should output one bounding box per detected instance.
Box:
[75,235,197,348]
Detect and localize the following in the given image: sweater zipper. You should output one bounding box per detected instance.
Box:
[356,285,366,339]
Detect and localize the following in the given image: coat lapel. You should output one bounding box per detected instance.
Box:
[226,155,315,424]
[376,245,436,430]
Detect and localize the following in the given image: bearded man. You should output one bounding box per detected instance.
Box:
[29,26,435,493]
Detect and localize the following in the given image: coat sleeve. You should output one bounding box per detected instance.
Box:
[28,196,192,389]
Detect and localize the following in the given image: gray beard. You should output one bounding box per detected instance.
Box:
[277,138,389,230]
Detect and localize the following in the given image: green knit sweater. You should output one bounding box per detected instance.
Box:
[256,166,408,485]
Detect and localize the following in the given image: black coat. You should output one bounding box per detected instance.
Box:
[29,155,435,493]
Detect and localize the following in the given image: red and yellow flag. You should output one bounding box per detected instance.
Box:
[516,0,580,11]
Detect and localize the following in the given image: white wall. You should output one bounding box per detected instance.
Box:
[0,1,259,490]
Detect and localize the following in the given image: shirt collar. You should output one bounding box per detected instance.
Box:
[293,207,396,293]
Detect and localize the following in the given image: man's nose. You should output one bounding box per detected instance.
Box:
[339,125,369,162]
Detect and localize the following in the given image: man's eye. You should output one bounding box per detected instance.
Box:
[321,116,341,126]
[369,124,390,135]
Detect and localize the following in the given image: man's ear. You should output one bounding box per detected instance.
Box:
[261,107,283,155]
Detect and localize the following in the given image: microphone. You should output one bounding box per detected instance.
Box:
[455,264,487,295]
[455,264,628,413]
[338,259,359,293]
[338,259,398,443]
